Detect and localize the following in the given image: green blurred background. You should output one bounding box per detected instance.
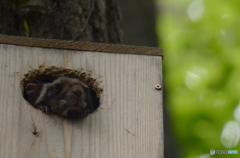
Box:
[157,0,240,157]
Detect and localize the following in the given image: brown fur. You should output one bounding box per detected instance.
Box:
[25,77,94,118]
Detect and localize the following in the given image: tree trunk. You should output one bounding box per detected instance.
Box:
[0,0,122,43]
[117,0,158,47]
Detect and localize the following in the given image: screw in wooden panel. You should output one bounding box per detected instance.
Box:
[32,127,39,136]
[33,131,38,135]
[155,84,161,90]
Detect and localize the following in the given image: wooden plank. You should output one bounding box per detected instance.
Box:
[0,34,163,57]
[0,43,163,158]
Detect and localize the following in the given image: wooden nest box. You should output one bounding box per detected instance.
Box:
[0,35,163,158]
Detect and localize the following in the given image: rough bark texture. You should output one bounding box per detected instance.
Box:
[0,0,122,43]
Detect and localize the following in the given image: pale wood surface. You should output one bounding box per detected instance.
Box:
[0,43,163,158]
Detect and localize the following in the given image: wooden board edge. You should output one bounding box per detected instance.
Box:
[0,34,163,56]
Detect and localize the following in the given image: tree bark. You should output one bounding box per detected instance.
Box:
[117,0,158,47]
[0,0,122,43]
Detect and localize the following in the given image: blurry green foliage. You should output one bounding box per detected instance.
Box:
[157,0,240,157]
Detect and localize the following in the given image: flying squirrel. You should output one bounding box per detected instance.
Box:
[25,76,94,119]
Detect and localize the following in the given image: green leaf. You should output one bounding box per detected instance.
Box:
[23,19,29,37]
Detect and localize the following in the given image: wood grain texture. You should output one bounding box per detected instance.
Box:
[0,34,163,57]
[0,43,163,158]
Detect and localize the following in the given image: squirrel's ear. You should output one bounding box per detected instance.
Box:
[25,83,39,91]
[25,83,42,105]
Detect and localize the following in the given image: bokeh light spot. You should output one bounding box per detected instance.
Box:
[221,121,240,148]
[187,0,205,22]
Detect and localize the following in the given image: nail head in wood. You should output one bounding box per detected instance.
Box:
[155,84,162,90]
